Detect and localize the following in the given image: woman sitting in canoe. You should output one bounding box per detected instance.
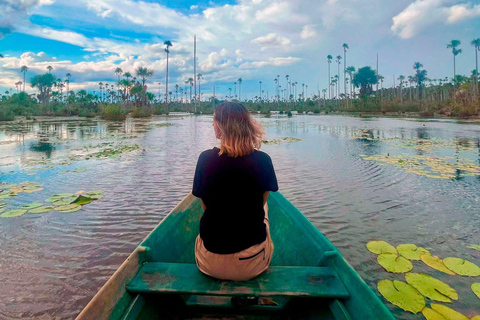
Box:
[193,102,278,281]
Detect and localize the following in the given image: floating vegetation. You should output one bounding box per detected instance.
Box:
[377,253,413,273]
[1,209,27,218]
[397,244,430,260]
[377,279,425,314]
[429,304,469,320]
[55,203,82,213]
[0,182,43,199]
[405,273,458,303]
[420,254,456,275]
[59,167,90,174]
[148,123,174,128]
[472,283,480,299]
[22,202,43,210]
[467,245,480,251]
[361,154,480,179]
[422,307,448,320]
[366,240,397,255]
[28,206,54,214]
[443,258,480,277]
[263,137,302,145]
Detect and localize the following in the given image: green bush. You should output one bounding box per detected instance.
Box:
[0,105,15,121]
[131,107,151,118]
[102,104,126,121]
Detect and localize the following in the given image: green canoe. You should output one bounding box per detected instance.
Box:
[77,192,395,320]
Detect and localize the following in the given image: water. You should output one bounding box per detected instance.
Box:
[0,115,479,319]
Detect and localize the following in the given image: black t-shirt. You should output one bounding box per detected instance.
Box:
[192,147,278,254]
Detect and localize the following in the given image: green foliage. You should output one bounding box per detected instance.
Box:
[131,107,151,118]
[377,280,425,314]
[405,273,458,302]
[377,253,413,273]
[367,240,397,254]
[102,104,126,121]
[353,66,378,95]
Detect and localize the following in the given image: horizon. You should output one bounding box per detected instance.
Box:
[0,0,479,100]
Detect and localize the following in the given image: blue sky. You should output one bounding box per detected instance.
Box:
[0,0,479,100]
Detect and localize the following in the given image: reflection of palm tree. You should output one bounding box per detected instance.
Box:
[447,40,462,79]
[20,65,28,92]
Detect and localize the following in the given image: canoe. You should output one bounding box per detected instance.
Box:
[76,192,395,320]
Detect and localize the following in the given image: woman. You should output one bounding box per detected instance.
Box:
[192,102,278,282]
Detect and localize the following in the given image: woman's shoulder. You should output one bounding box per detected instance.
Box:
[253,149,273,162]
[199,147,219,158]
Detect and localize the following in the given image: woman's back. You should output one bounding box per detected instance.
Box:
[193,147,277,254]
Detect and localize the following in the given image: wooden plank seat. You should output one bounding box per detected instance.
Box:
[126,262,350,299]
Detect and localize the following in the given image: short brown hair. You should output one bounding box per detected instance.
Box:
[214,102,264,157]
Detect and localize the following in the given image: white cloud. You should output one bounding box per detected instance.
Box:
[251,33,291,50]
[239,57,301,69]
[190,5,198,10]
[392,0,480,39]
[300,24,317,39]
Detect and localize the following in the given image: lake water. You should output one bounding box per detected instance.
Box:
[0,115,479,319]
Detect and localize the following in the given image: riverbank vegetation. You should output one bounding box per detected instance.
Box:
[1,38,479,121]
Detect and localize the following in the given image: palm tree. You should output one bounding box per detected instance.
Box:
[327,55,333,99]
[336,55,342,99]
[175,84,179,101]
[302,83,305,99]
[188,78,194,101]
[164,40,173,107]
[0,54,3,58]
[352,66,378,95]
[447,40,462,79]
[115,68,123,96]
[346,66,355,97]
[124,72,132,80]
[98,82,103,102]
[398,75,405,104]
[47,66,53,73]
[238,78,243,100]
[342,43,349,97]
[285,75,290,97]
[197,73,203,101]
[136,67,154,87]
[65,73,71,102]
[259,81,262,100]
[20,65,28,92]
[15,81,22,93]
[471,38,480,94]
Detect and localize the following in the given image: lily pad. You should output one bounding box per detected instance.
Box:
[420,254,456,275]
[0,202,6,208]
[405,273,458,302]
[467,245,480,251]
[73,195,92,205]
[53,193,75,198]
[377,279,425,313]
[88,194,104,200]
[443,257,480,277]
[1,209,28,218]
[430,304,469,320]
[22,202,44,210]
[378,253,413,273]
[397,244,429,260]
[471,316,480,320]
[54,203,82,213]
[45,195,65,202]
[422,308,448,320]
[472,283,480,299]
[367,241,398,254]
[28,206,54,214]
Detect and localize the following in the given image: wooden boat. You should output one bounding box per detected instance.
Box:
[76,192,395,320]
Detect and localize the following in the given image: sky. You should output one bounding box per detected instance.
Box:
[0,0,479,100]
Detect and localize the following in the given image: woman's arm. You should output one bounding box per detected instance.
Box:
[263,191,270,206]
[201,199,206,211]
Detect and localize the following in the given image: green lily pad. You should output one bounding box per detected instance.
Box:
[443,257,480,277]
[377,279,425,314]
[1,209,28,218]
[405,273,458,302]
[367,241,398,255]
[397,244,429,260]
[422,307,448,320]
[53,199,75,206]
[22,202,44,210]
[0,208,4,214]
[378,253,413,273]
[420,254,456,275]
[430,304,469,320]
[54,203,82,213]
[53,193,75,198]
[467,245,480,251]
[0,184,17,189]
[28,206,54,214]
[472,283,480,299]
[45,195,65,202]
[472,316,480,320]
[73,195,92,205]
[88,194,104,200]
[0,202,6,208]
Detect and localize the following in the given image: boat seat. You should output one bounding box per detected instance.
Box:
[126,262,350,299]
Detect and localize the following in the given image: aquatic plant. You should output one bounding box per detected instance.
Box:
[377,279,425,314]
[405,273,458,303]
[443,258,480,277]
[397,244,429,260]
[366,240,397,255]
[420,254,456,275]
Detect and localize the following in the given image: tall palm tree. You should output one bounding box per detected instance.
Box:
[20,65,28,92]
[124,72,132,80]
[197,73,203,101]
[175,84,179,101]
[98,82,103,102]
[285,75,290,98]
[327,55,333,99]
[47,66,53,73]
[342,43,349,97]
[136,67,154,86]
[447,40,462,79]
[15,81,22,93]
[336,55,342,99]
[188,78,194,101]
[237,78,243,100]
[164,40,173,106]
[346,66,355,97]
[65,73,71,102]
[302,83,305,99]
[259,81,262,100]
[398,75,405,104]
[115,67,123,96]
[472,38,480,94]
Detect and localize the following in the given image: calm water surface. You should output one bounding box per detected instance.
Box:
[0,115,479,319]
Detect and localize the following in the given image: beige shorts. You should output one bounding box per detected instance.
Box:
[195,203,274,281]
